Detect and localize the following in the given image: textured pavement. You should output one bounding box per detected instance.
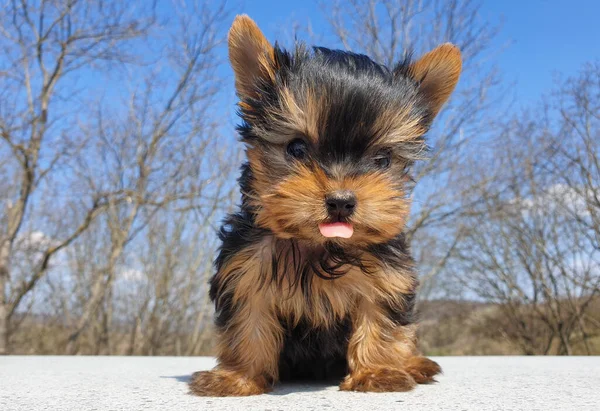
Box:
[1,356,599,410]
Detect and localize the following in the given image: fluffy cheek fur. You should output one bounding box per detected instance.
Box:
[249,150,410,244]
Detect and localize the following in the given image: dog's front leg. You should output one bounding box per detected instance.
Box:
[190,250,283,397]
[189,295,283,396]
[340,297,441,392]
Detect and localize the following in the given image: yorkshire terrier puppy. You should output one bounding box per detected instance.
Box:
[190,15,461,396]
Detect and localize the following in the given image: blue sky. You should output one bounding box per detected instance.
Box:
[232,0,600,108]
[483,0,600,105]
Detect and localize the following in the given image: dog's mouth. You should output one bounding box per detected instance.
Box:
[318,222,354,238]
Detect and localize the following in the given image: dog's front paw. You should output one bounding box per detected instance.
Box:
[339,368,416,392]
[404,356,442,384]
[189,369,270,397]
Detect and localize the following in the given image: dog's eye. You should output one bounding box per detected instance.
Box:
[373,149,392,169]
[286,139,308,160]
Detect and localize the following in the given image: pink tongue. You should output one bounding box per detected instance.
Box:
[319,222,354,238]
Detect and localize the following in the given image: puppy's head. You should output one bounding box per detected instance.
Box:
[229,15,461,246]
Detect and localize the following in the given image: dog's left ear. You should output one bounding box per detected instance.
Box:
[407,44,462,119]
[228,15,276,101]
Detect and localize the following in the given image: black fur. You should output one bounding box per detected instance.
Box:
[238,45,430,165]
[278,317,352,381]
[210,44,422,381]
[384,292,418,327]
[210,202,417,381]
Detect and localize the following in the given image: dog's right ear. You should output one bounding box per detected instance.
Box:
[228,15,276,101]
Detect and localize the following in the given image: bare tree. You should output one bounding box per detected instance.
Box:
[0,0,154,355]
[62,0,233,354]
[0,0,235,356]
[450,63,600,355]
[2,2,598,358]
[550,62,600,251]
[120,207,221,356]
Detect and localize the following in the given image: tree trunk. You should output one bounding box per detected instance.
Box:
[66,271,109,354]
[0,241,11,355]
[127,317,141,355]
[66,240,125,354]
[98,288,114,355]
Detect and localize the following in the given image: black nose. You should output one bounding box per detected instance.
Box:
[325,191,357,219]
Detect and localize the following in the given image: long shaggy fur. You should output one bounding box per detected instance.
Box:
[189,14,461,396]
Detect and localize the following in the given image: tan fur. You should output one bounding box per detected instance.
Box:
[277,88,322,143]
[410,43,462,117]
[253,164,409,245]
[217,237,415,330]
[213,242,284,382]
[193,234,439,396]
[404,356,442,384]
[189,369,270,396]
[254,83,428,148]
[339,368,416,392]
[193,15,449,397]
[252,88,323,144]
[341,302,441,392]
[228,15,276,100]
[347,299,418,371]
[370,108,428,159]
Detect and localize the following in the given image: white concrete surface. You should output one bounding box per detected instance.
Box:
[0,356,598,410]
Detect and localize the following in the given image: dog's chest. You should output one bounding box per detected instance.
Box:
[254,237,411,328]
[272,261,371,328]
